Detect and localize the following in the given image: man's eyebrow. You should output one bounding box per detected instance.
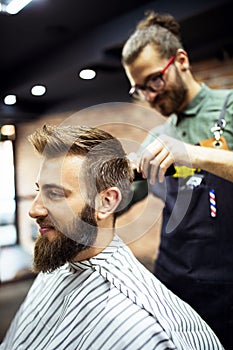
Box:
[35,182,66,191]
[43,184,66,191]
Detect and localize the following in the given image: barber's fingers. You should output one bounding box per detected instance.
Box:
[139,140,162,178]
[155,153,174,184]
[149,147,174,185]
[139,150,152,178]
[139,139,165,178]
[139,137,176,184]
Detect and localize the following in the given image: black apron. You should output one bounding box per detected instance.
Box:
[153,93,233,348]
[152,167,233,349]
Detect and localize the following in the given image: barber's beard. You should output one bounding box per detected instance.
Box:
[33,204,98,273]
[151,68,188,116]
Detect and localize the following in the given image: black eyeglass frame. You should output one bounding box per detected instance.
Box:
[129,55,176,101]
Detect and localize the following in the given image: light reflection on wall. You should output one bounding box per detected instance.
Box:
[0,140,17,245]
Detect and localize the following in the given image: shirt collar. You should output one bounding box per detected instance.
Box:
[69,235,123,271]
[176,83,210,122]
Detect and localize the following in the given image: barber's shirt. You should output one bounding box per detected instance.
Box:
[142,84,233,148]
[0,235,223,350]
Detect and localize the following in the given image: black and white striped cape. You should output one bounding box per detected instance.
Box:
[0,235,224,350]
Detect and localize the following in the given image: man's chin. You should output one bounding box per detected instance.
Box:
[33,233,78,273]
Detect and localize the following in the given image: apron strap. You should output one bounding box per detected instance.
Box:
[217,91,233,128]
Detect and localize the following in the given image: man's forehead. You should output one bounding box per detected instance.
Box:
[125,47,163,84]
[38,155,85,182]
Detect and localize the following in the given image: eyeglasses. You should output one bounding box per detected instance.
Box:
[129,55,176,101]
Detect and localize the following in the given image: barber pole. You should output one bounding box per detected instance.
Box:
[209,189,217,217]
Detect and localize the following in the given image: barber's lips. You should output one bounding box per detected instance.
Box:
[39,225,55,234]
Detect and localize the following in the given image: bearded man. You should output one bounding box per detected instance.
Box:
[0,124,223,350]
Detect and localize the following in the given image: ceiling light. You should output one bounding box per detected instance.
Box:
[0,0,33,15]
[1,125,15,137]
[79,69,96,80]
[31,85,46,96]
[4,94,17,105]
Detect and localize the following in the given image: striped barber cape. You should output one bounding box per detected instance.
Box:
[0,235,224,350]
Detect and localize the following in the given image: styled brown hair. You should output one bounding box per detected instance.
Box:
[28,124,134,215]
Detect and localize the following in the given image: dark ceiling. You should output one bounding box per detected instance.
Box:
[0,0,232,125]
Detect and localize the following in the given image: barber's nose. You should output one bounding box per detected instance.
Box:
[145,90,158,103]
[29,193,48,219]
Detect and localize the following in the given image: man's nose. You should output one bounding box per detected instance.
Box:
[29,193,48,218]
[145,90,158,103]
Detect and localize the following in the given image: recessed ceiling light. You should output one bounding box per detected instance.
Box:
[79,69,96,80]
[31,85,46,96]
[0,0,33,15]
[4,94,17,105]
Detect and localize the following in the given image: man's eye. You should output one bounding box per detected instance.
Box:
[47,190,64,199]
[149,76,161,85]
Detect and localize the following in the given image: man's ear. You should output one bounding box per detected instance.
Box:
[96,187,122,220]
[176,48,190,71]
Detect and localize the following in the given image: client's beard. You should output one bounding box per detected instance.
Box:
[33,204,98,273]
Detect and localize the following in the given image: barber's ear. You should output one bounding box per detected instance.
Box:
[96,187,122,220]
[176,48,190,71]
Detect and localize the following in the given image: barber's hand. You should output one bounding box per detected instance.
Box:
[139,135,189,185]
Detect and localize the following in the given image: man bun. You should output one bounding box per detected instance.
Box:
[137,10,181,39]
